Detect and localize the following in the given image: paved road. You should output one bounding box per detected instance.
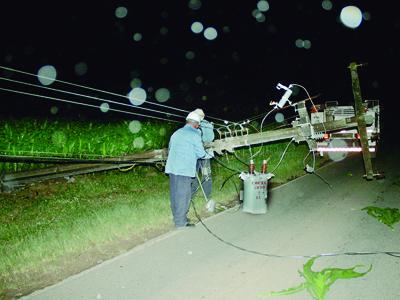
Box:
[23,149,400,300]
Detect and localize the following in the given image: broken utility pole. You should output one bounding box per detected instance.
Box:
[348,62,374,180]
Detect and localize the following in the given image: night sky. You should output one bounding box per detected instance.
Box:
[0,1,399,129]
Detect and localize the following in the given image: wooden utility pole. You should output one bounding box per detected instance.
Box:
[349,62,374,180]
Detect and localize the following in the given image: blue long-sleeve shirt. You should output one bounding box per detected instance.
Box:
[165,124,212,177]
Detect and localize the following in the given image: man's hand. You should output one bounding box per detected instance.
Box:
[206,148,214,158]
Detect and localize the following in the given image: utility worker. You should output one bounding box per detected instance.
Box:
[165,110,213,228]
[191,108,215,200]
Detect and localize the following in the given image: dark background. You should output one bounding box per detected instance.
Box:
[0,1,398,130]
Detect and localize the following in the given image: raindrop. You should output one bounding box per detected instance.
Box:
[130,78,142,88]
[100,103,110,113]
[223,26,231,33]
[128,88,147,106]
[257,1,270,12]
[133,33,143,42]
[303,40,312,49]
[133,137,145,149]
[185,51,195,60]
[52,131,66,147]
[159,127,166,136]
[74,62,88,76]
[191,21,204,34]
[274,113,284,123]
[340,6,363,29]
[188,0,202,10]
[115,6,128,19]
[128,120,142,133]
[37,65,57,86]
[50,106,59,115]
[252,9,262,18]
[363,12,371,21]
[160,26,168,35]
[327,139,348,161]
[256,13,266,22]
[321,0,333,11]
[155,88,170,102]
[195,76,203,84]
[204,27,218,40]
[295,39,304,48]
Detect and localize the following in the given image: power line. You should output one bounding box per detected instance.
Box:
[0,86,182,124]
[0,65,232,125]
[0,76,189,121]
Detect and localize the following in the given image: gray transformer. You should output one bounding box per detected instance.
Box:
[240,173,274,214]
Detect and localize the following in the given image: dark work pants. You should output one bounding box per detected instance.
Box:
[169,174,192,227]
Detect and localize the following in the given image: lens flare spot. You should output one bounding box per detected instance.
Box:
[204,27,218,40]
[100,103,110,113]
[159,127,166,136]
[133,33,143,42]
[74,62,88,76]
[155,88,170,102]
[188,0,202,10]
[191,21,204,34]
[130,78,142,88]
[340,6,363,29]
[303,40,312,49]
[37,65,57,86]
[327,139,348,161]
[160,26,168,35]
[256,12,266,22]
[185,51,195,60]
[363,12,371,21]
[252,9,262,18]
[128,120,142,133]
[133,137,145,149]
[295,39,304,48]
[321,0,333,10]
[257,1,270,12]
[128,88,147,106]
[50,106,59,115]
[52,131,66,147]
[195,76,203,84]
[223,26,231,33]
[274,113,284,123]
[115,6,128,19]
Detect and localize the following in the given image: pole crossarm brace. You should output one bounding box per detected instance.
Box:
[205,115,373,155]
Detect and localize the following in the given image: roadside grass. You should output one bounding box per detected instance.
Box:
[0,119,329,298]
[0,118,176,172]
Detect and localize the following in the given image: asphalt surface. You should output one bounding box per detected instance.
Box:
[22,149,400,300]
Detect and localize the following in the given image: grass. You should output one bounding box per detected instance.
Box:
[0,118,176,172]
[362,206,400,230]
[0,118,329,298]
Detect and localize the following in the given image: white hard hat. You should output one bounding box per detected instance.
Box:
[186,111,202,123]
[193,108,205,120]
